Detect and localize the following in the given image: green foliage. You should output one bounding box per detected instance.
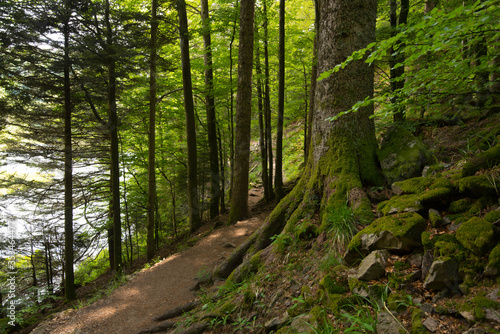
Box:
[322,204,358,254]
[75,250,110,286]
[321,0,500,121]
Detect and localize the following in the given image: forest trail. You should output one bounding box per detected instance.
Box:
[31,188,268,334]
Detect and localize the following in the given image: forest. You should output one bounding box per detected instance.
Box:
[0,0,499,333]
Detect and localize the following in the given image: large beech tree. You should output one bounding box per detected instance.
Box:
[214,0,382,280]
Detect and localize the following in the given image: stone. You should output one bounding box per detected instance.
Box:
[423,259,462,291]
[290,314,316,334]
[484,308,500,323]
[378,126,432,184]
[421,250,434,281]
[462,328,486,334]
[420,303,434,314]
[408,253,423,268]
[486,288,500,302]
[460,310,475,322]
[264,312,289,332]
[376,311,405,334]
[423,317,439,332]
[357,250,389,281]
[484,244,500,277]
[429,208,443,228]
[456,217,495,255]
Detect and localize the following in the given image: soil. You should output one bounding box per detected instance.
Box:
[30,188,269,334]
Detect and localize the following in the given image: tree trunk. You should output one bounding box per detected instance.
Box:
[228,0,255,224]
[106,0,122,275]
[201,0,220,219]
[255,24,270,202]
[147,0,158,261]
[63,12,76,300]
[305,0,319,163]
[214,0,382,281]
[263,0,273,198]
[274,0,285,199]
[177,0,201,232]
[390,0,409,123]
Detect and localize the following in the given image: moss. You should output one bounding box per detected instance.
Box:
[319,274,349,295]
[433,234,467,262]
[468,195,495,214]
[487,243,500,273]
[421,231,433,251]
[456,175,498,197]
[378,126,433,183]
[348,212,426,252]
[456,217,495,255]
[387,291,411,313]
[449,198,474,213]
[243,289,256,307]
[429,209,443,228]
[392,177,433,194]
[411,308,427,334]
[215,300,237,315]
[485,210,500,223]
[429,177,453,190]
[377,194,424,216]
[294,220,319,241]
[471,295,500,320]
[462,142,500,177]
[419,187,454,207]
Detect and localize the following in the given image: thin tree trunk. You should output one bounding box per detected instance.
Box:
[228,0,255,224]
[177,0,201,232]
[305,0,319,162]
[229,9,237,198]
[255,24,270,202]
[302,63,308,163]
[105,0,122,275]
[147,0,158,261]
[63,12,75,300]
[201,0,220,219]
[275,0,285,199]
[263,0,273,198]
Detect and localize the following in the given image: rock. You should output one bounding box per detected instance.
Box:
[457,175,499,197]
[429,208,443,228]
[460,310,475,322]
[485,308,500,323]
[448,221,462,232]
[420,303,434,314]
[378,126,432,184]
[456,217,495,255]
[391,177,433,195]
[462,328,486,334]
[421,250,434,281]
[423,317,439,332]
[484,243,500,277]
[223,242,236,248]
[264,312,289,332]
[423,259,462,291]
[345,212,426,265]
[357,250,389,281]
[290,314,316,334]
[486,288,500,302]
[376,311,405,334]
[408,253,423,267]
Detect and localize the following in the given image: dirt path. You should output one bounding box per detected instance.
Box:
[31,191,268,334]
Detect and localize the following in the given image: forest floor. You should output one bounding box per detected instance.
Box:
[29,188,272,334]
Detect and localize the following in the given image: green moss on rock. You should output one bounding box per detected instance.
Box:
[411,308,427,334]
[485,243,500,276]
[429,177,453,190]
[484,210,500,223]
[449,198,474,213]
[456,217,495,255]
[319,274,349,295]
[456,175,498,197]
[378,194,424,216]
[392,177,433,195]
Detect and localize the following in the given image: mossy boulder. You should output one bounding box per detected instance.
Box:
[456,217,495,256]
[378,188,453,216]
[391,177,433,195]
[485,210,500,223]
[345,212,426,264]
[449,198,475,213]
[456,175,499,197]
[378,126,433,184]
[461,142,500,177]
[429,208,443,228]
[484,243,500,277]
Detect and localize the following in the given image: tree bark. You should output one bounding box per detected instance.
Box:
[274,0,285,199]
[105,0,122,275]
[63,9,76,300]
[263,0,273,198]
[177,0,201,232]
[200,0,220,219]
[147,0,158,261]
[228,0,255,224]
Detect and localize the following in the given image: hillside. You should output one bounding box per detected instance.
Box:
[137,114,500,334]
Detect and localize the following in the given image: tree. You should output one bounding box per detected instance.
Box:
[390,0,409,122]
[147,0,158,261]
[200,0,220,219]
[274,0,285,199]
[215,0,382,280]
[228,0,256,224]
[177,0,201,232]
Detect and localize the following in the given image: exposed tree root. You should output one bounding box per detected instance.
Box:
[169,321,209,334]
[136,321,175,334]
[152,300,201,322]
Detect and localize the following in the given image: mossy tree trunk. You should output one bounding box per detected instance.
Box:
[213,0,383,280]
